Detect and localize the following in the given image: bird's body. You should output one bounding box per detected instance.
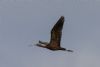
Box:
[36,16,73,52]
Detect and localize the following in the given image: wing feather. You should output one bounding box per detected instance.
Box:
[50,16,64,47]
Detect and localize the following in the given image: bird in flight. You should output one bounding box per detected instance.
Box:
[36,16,73,52]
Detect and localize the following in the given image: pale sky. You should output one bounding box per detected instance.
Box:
[0,0,100,67]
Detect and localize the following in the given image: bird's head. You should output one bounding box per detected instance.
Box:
[66,49,73,52]
[60,47,66,51]
[60,48,73,52]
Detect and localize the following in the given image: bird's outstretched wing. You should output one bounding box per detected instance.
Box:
[49,16,64,47]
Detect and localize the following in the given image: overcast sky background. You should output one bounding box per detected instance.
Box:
[0,0,100,67]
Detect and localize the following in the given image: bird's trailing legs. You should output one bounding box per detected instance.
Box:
[35,40,49,48]
[35,43,46,48]
[39,40,49,45]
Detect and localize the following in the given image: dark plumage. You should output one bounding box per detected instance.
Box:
[36,16,73,52]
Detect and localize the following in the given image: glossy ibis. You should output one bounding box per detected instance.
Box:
[36,16,73,52]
